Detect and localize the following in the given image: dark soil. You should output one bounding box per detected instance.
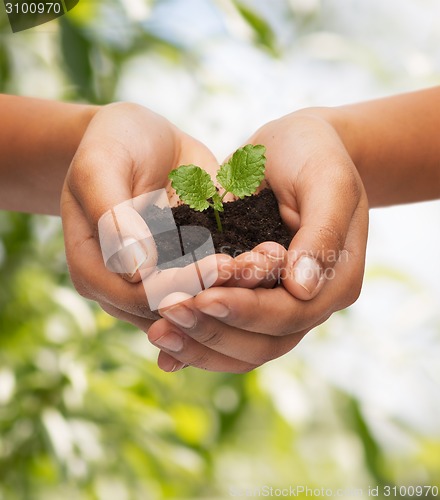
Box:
[172,189,292,256]
[144,189,293,269]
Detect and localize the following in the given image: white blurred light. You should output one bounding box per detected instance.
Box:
[289,0,320,15]
[52,287,96,335]
[96,477,130,500]
[213,386,240,413]
[258,366,312,425]
[405,51,434,77]
[42,408,73,462]
[121,0,151,21]
[0,369,16,405]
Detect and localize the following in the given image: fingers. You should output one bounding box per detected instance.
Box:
[157,352,187,373]
[193,236,363,336]
[150,319,257,373]
[96,281,280,375]
[195,286,316,335]
[63,193,238,318]
[224,242,286,289]
[148,311,303,373]
[140,254,236,310]
[157,295,295,364]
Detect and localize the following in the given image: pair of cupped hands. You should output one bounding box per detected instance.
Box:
[61,103,369,373]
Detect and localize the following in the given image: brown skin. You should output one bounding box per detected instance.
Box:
[0,94,97,215]
[1,89,439,373]
[318,86,440,206]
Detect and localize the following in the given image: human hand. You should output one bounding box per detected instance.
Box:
[61,102,239,330]
[148,110,369,372]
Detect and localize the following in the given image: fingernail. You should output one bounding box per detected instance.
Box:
[162,306,196,329]
[160,358,185,372]
[171,363,186,372]
[256,251,284,262]
[202,268,219,288]
[293,256,322,294]
[154,332,184,352]
[198,302,229,318]
[120,237,148,276]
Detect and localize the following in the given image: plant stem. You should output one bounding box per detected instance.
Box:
[220,190,229,201]
[213,208,223,232]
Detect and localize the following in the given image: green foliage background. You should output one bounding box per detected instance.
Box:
[0,1,439,498]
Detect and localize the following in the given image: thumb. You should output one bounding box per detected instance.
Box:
[282,166,364,300]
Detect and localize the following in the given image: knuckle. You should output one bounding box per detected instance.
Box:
[194,326,224,348]
[190,314,224,347]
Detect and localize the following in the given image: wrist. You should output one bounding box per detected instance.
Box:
[287,106,360,160]
[292,91,440,206]
[285,106,375,204]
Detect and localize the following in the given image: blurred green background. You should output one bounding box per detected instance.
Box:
[1,1,440,498]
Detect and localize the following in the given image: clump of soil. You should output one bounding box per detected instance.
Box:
[172,189,292,257]
[143,189,292,268]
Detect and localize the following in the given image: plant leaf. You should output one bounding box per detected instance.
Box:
[217,144,266,199]
[169,165,216,212]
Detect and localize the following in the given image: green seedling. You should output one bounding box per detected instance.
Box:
[168,144,266,232]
